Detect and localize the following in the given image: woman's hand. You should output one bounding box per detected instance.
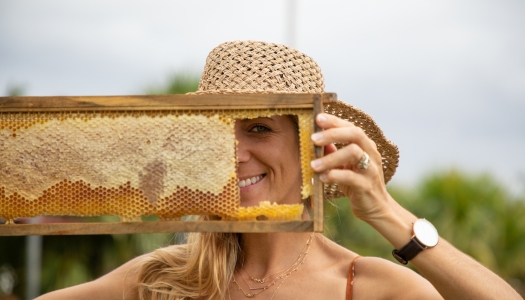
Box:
[310,113,394,223]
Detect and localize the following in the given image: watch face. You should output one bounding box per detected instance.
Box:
[413,219,439,247]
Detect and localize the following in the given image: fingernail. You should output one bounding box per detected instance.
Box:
[310,159,322,169]
[317,114,327,123]
[319,173,327,182]
[311,132,323,141]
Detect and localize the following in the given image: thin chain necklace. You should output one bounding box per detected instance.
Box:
[237,248,304,292]
[229,233,314,299]
[230,241,312,299]
[268,270,290,300]
[239,271,267,290]
[238,247,305,291]
[242,233,313,284]
[230,269,293,300]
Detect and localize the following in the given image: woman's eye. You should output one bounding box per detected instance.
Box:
[249,124,271,133]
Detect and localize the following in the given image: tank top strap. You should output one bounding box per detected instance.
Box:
[346,256,362,300]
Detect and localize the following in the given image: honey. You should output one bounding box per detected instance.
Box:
[0,109,314,223]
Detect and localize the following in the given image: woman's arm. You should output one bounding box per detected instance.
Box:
[311,113,522,300]
[367,195,521,299]
[35,253,147,300]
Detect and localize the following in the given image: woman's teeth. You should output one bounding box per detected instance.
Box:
[238,175,263,188]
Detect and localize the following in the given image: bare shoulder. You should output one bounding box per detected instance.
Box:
[35,251,159,300]
[316,235,359,273]
[353,257,443,300]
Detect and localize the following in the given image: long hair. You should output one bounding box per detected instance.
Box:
[137,216,241,300]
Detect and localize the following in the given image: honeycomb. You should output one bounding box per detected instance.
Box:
[0,109,314,224]
[234,201,304,221]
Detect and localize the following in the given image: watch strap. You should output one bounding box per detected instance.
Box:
[392,237,425,264]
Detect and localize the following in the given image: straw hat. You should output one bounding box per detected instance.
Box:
[193,40,399,199]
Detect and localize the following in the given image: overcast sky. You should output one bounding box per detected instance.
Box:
[1,0,524,194]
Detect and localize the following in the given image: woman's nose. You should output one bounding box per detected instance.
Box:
[237,148,250,163]
[236,136,250,163]
[234,121,249,163]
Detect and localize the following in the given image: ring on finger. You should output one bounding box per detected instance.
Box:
[357,152,371,170]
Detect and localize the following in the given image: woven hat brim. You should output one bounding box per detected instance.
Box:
[324,100,399,199]
[187,89,304,95]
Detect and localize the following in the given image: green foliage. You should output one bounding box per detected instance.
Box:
[324,199,392,258]
[145,72,200,95]
[6,84,26,97]
[324,169,525,293]
[0,230,177,297]
[396,170,525,281]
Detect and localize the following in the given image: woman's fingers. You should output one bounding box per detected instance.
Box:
[319,168,367,187]
[315,113,353,130]
[311,143,364,173]
[312,127,367,146]
[313,113,377,153]
[312,113,379,173]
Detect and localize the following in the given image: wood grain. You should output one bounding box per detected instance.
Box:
[313,94,325,232]
[0,93,337,112]
[0,221,314,236]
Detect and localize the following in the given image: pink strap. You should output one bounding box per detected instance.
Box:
[346,256,361,300]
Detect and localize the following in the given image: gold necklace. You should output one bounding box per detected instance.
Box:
[232,277,268,298]
[269,271,290,300]
[238,253,303,291]
[243,233,313,284]
[239,270,267,290]
[231,240,312,299]
[229,233,314,299]
[230,274,290,300]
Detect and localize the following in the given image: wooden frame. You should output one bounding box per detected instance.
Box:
[0,93,335,236]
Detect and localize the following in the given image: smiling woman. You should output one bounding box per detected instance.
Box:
[236,116,302,208]
[34,41,522,300]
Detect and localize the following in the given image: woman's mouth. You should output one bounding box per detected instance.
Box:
[238,175,264,188]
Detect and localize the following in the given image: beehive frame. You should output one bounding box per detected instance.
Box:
[0,93,335,236]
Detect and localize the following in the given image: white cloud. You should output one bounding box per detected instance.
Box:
[1,0,524,193]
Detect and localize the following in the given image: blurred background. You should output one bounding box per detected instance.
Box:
[1,0,524,298]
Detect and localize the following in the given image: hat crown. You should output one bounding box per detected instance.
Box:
[196,41,325,94]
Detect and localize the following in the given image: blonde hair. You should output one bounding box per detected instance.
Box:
[137,217,240,300]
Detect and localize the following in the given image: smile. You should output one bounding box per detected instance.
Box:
[238,175,264,188]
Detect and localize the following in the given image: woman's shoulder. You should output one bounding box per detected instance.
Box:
[34,252,152,300]
[315,237,441,300]
[317,235,357,258]
[314,236,359,278]
[353,257,442,300]
[353,256,417,280]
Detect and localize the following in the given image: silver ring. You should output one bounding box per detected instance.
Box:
[358,152,371,170]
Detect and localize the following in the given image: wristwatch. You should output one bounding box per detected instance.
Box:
[392,219,439,264]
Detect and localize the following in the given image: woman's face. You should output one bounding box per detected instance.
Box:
[235,115,302,207]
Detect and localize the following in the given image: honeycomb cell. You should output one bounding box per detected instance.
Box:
[0,109,313,221]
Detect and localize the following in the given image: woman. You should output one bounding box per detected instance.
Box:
[36,41,522,300]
